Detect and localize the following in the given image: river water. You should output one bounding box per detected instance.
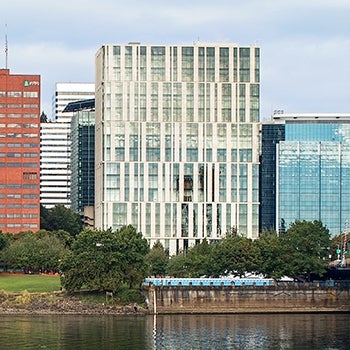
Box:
[0,313,349,349]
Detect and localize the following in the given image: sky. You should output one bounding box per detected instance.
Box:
[1,0,350,120]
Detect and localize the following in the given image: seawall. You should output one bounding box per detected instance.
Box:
[143,285,350,314]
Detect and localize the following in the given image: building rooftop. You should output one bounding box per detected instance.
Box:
[269,112,350,124]
[62,99,95,113]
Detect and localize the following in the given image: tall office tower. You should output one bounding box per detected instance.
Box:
[40,121,72,208]
[259,120,285,232]
[53,83,95,122]
[40,83,94,208]
[0,69,41,233]
[261,112,350,237]
[95,43,260,254]
[66,99,95,213]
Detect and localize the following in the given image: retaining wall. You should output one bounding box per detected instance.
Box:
[143,285,350,314]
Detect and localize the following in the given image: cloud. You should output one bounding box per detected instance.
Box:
[261,36,350,118]
[2,0,350,118]
[7,42,95,115]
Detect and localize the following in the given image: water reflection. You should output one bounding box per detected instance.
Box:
[151,314,349,350]
[0,313,349,349]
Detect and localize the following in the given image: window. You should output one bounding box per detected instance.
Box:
[23,194,38,199]
[7,184,20,188]
[23,172,38,180]
[23,204,38,208]
[23,162,38,168]
[23,214,38,218]
[7,194,21,198]
[182,47,194,81]
[7,213,21,218]
[23,224,38,229]
[23,91,38,98]
[7,123,21,128]
[219,47,229,82]
[7,133,22,138]
[23,123,38,128]
[23,153,38,158]
[7,91,22,97]
[151,46,166,81]
[8,104,21,108]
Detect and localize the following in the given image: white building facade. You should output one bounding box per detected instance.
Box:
[40,122,71,207]
[40,83,94,208]
[95,43,260,254]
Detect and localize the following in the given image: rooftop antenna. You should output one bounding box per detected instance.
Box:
[5,24,8,69]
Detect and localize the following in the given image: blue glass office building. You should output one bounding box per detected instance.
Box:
[66,100,95,213]
[261,113,350,237]
[259,123,285,231]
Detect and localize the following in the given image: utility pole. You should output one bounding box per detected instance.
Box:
[340,221,348,267]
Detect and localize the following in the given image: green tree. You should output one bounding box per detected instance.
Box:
[184,239,214,277]
[280,220,331,280]
[1,231,69,272]
[60,226,149,293]
[329,234,347,263]
[41,204,83,237]
[40,204,50,231]
[40,111,48,123]
[211,236,259,277]
[60,228,123,293]
[166,253,190,277]
[146,241,169,277]
[116,225,150,288]
[0,233,9,251]
[254,230,287,279]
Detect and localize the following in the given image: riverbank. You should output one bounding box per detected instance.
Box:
[0,291,148,315]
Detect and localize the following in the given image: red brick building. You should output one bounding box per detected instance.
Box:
[0,69,40,233]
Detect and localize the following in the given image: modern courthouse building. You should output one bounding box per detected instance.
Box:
[0,69,41,233]
[95,43,260,254]
[260,112,350,237]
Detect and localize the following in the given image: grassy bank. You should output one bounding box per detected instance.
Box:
[0,273,148,315]
[0,273,61,293]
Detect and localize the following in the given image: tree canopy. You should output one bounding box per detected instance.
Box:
[1,230,69,273]
[211,236,259,277]
[0,219,333,289]
[254,230,287,279]
[280,220,330,280]
[60,226,149,293]
[40,204,83,237]
[145,241,169,277]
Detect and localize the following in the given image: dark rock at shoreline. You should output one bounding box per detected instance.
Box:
[0,292,148,315]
